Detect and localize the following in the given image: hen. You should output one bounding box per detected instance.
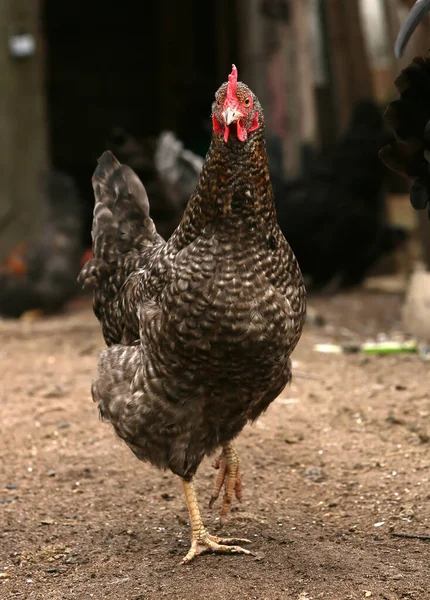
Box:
[379,0,430,216]
[79,65,306,563]
[0,171,82,318]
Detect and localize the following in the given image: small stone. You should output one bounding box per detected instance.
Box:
[161,493,175,501]
[79,343,96,356]
[303,466,325,483]
[41,385,68,398]
[284,435,303,444]
[65,556,76,564]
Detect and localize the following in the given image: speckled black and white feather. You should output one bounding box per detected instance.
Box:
[80,83,306,480]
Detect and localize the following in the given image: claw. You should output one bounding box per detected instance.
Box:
[182,532,252,564]
[209,458,227,509]
[209,443,243,523]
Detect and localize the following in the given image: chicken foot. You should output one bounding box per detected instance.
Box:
[209,442,243,523]
[181,478,251,564]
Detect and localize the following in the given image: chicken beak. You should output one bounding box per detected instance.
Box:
[222,107,243,126]
[394,0,430,58]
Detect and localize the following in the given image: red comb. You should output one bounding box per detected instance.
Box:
[225,64,238,105]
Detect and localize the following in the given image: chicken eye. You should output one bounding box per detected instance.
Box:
[216,98,221,106]
[244,97,251,107]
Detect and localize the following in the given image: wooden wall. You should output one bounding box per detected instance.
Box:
[0,0,48,261]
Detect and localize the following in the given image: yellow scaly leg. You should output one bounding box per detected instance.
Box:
[181,477,251,564]
[209,442,243,524]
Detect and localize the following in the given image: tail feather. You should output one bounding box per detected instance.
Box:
[395,0,430,59]
[379,56,430,215]
[380,57,430,178]
[111,164,158,250]
[78,151,162,288]
[154,131,203,210]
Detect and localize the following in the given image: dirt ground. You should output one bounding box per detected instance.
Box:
[1,290,429,600]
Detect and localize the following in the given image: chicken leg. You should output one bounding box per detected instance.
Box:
[181,477,251,564]
[209,442,243,523]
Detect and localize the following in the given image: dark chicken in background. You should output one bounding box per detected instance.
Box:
[0,172,83,318]
[276,99,408,290]
[379,0,430,217]
[79,65,306,563]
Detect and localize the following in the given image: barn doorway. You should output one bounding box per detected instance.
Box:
[42,0,238,243]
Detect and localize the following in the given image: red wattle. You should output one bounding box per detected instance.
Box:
[249,111,259,132]
[236,121,247,142]
[212,114,224,135]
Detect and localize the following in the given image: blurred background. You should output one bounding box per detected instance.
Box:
[4,5,430,594]
[0,0,429,318]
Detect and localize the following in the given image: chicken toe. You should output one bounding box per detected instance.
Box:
[182,531,252,565]
[209,442,243,523]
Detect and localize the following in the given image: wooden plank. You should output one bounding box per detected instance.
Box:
[291,0,318,146]
[325,0,373,131]
[237,0,268,105]
[343,0,374,101]
[0,0,48,261]
[316,0,339,151]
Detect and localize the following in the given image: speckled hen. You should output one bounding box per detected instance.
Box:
[79,65,306,563]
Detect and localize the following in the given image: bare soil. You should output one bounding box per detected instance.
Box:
[1,290,429,600]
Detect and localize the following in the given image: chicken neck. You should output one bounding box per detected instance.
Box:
[170,128,278,251]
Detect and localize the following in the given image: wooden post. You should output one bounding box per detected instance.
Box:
[325,0,374,131]
[281,12,301,175]
[237,0,268,106]
[291,0,318,146]
[382,0,402,73]
[238,0,298,173]
[0,0,48,261]
[316,0,339,151]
